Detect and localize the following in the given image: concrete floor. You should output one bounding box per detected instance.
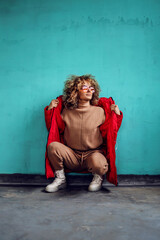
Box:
[0,185,160,240]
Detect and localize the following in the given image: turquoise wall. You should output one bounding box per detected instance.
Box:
[0,0,160,175]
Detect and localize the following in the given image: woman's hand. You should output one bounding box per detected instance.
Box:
[48,99,59,110]
[110,104,120,115]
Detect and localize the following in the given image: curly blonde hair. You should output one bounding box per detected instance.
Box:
[62,74,101,109]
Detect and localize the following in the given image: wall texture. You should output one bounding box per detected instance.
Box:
[0,0,160,175]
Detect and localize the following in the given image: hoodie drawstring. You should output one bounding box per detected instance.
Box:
[81,152,84,165]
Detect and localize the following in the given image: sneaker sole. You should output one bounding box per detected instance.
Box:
[45,182,67,193]
[88,185,102,192]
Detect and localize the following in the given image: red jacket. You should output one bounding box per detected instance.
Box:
[44,95,123,186]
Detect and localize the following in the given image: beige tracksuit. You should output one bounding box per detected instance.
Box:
[47,103,109,176]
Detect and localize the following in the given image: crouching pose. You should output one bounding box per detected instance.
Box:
[44,74,122,192]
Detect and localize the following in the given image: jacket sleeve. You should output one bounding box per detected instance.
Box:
[110,97,123,133]
[111,110,123,146]
[115,111,123,132]
[44,106,54,131]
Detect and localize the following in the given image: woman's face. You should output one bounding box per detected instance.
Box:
[78,80,95,101]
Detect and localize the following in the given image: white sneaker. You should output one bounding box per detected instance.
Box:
[88,173,103,192]
[45,169,66,193]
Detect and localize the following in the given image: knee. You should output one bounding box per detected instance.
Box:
[92,162,108,176]
[47,142,61,155]
[101,163,109,175]
[87,153,109,176]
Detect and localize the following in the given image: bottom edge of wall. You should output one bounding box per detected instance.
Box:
[0,173,160,187]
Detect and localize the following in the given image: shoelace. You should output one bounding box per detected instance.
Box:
[53,177,65,185]
[92,174,102,184]
[56,170,65,179]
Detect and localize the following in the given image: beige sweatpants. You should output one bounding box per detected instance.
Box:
[47,142,109,177]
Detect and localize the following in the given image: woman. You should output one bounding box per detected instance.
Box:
[45,74,122,192]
